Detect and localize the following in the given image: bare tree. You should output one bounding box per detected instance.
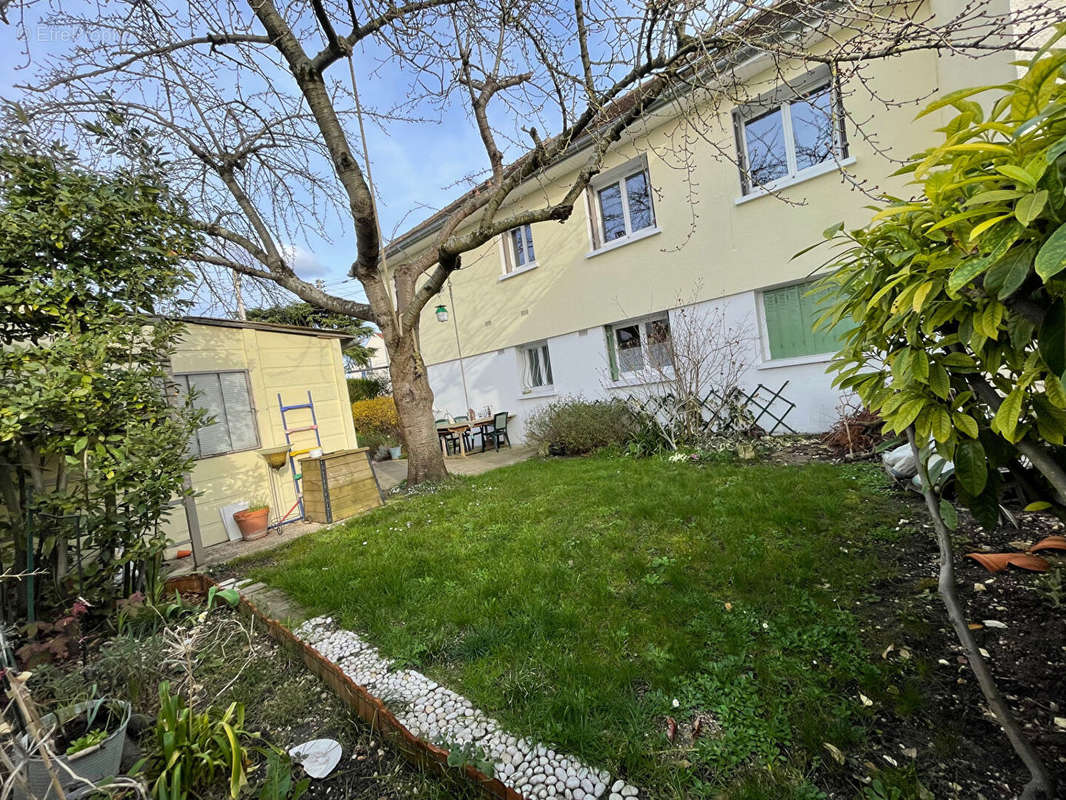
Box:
[616,301,755,451]
[6,0,1059,483]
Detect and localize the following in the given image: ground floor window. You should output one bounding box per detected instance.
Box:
[173,370,259,457]
[520,341,554,390]
[605,314,672,379]
[760,279,840,360]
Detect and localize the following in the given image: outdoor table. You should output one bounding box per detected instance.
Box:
[436,415,510,457]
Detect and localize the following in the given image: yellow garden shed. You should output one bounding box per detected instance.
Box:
[162,316,360,559]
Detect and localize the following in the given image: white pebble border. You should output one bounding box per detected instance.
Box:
[291,613,640,800]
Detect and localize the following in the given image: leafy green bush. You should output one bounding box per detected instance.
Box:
[139,681,249,800]
[524,397,637,456]
[347,374,389,403]
[817,33,1066,520]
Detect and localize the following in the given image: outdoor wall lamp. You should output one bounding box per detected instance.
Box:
[435,304,448,323]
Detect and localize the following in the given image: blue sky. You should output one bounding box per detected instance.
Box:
[0,7,493,308]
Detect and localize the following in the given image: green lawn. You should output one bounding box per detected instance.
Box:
[250,454,911,798]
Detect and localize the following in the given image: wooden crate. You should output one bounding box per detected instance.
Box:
[300,448,384,523]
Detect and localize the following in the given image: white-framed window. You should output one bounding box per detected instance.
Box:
[733,65,848,196]
[587,155,656,251]
[604,314,672,380]
[519,341,554,391]
[173,370,259,458]
[502,224,536,274]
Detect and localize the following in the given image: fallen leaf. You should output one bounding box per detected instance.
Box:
[902,747,918,759]
[1054,717,1066,730]
[859,694,874,707]
[665,717,677,742]
[823,742,845,765]
[973,582,986,592]
[968,623,984,630]
[899,648,911,660]
[979,648,991,658]
[881,644,894,659]
[983,619,1008,628]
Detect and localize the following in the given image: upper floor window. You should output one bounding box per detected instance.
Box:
[587,156,657,251]
[605,314,672,380]
[520,341,554,391]
[733,66,848,196]
[502,224,536,274]
[173,370,259,458]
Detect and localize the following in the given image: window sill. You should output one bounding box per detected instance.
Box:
[585,226,661,259]
[519,386,556,399]
[756,352,835,370]
[193,444,263,461]
[607,371,673,389]
[735,157,856,206]
[499,262,539,281]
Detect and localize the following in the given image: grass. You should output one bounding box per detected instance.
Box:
[249,454,911,798]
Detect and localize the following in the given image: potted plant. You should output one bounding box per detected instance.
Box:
[15,698,131,800]
[233,501,270,541]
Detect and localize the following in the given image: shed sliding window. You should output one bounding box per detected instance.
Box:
[173,371,259,458]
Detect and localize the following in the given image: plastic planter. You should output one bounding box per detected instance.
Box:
[15,699,131,800]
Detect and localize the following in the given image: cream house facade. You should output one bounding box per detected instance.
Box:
[390,2,1027,440]
[163,317,358,560]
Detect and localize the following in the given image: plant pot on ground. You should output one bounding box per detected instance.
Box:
[233,504,270,541]
[388,445,403,460]
[15,699,131,800]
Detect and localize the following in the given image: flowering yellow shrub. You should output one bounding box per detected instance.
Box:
[351,395,400,438]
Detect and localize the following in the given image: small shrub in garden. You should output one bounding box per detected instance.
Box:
[524,397,637,455]
[347,375,389,403]
[351,396,402,453]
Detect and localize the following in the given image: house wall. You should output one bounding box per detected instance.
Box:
[163,323,358,551]
[405,9,1020,437]
[429,290,844,439]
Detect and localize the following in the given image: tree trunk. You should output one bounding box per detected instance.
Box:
[387,332,448,484]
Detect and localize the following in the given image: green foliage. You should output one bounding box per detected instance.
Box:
[817,33,1066,515]
[1033,565,1065,608]
[247,301,376,367]
[257,747,310,800]
[0,133,203,611]
[66,728,108,756]
[442,741,495,777]
[347,375,389,403]
[140,681,250,800]
[524,397,638,455]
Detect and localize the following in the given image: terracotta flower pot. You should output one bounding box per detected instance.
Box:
[233,507,270,541]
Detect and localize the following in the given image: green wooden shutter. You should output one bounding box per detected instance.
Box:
[604,326,619,380]
[764,280,841,359]
[798,283,841,356]
[764,284,806,359]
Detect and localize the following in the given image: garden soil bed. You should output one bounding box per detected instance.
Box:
[840,493,1066,798]
[26,606,479,800]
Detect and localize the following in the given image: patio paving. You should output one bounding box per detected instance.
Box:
[372,444,535,492]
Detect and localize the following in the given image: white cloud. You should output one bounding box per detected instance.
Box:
[279,242,331,277]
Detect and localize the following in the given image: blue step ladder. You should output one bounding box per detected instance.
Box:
[278,391,322,520]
